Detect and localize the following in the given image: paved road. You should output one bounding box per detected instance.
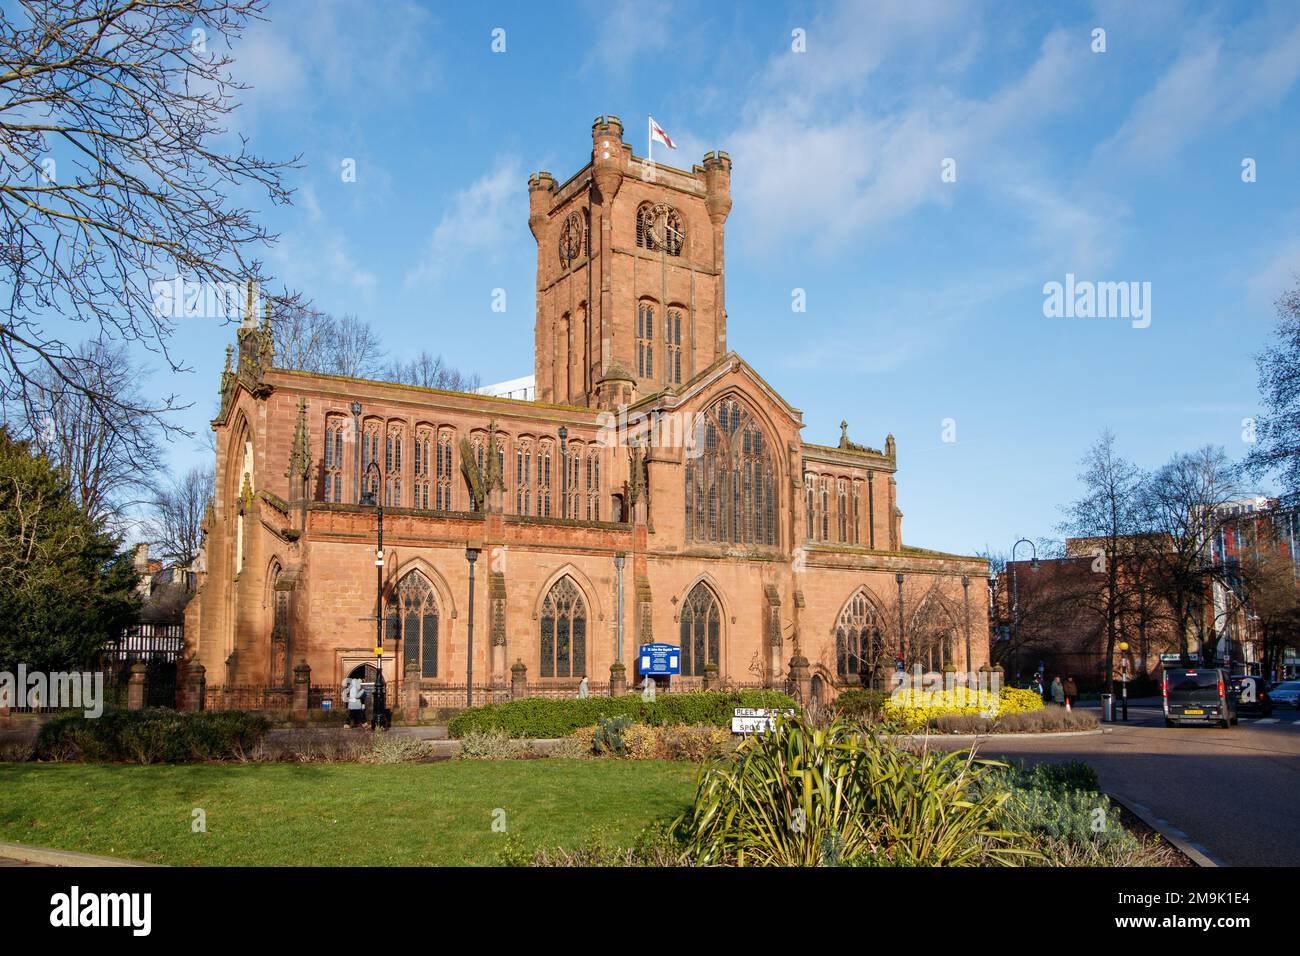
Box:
[946,704,1300,866]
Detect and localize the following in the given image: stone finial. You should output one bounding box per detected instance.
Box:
[287,397,310,481]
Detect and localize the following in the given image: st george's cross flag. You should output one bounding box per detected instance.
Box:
[649,116,676,150]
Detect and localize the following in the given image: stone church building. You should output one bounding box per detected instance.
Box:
[184,115,989,706]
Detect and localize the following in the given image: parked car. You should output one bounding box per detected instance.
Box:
[1267,681,1300,709]
[1230,675,1273,716]
[1163,667,1237,728]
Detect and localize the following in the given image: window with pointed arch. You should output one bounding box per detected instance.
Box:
[389,572,439,679]
[362,421,381,500]
[836,592,883,679]
[323,416,346,503]
[435,430,454,510]
[679,583,721,676]
[685,396,776,546]
[636,300,655,378]
[584,448,601,521]
[837,480,848,542]
[413,427,432,509]
[665,307,683,384]
[539,576,586,678]
[515,439,532,516]
[537,440,553,516]
[851,482,862,544]
[566,441,582,519]
[385,426,403,507]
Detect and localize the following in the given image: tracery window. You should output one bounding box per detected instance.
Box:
[436,430,454,511]
[515,440,532,516]
[851,482,862,545]
[679,583,721,677]
[565,441,582,520]
[323,417,345,503]
[666,307,683,384]
[820,477,830,542]
[389,572,438,679]
[637,301,655,378]
[684,396,776,547]
[837,480,848,542]
[413,427,432,510]
[539,576,586,678]
[385,427,403,507]
[537,440,553,516]
[836,592,882,679]
[585,449,601,521]
[362,422,380,501]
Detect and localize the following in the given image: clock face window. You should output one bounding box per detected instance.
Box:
[635,202,684,256]
[559,213,586,266]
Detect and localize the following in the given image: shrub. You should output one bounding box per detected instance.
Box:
[499,823,687,867]
[458,728,531,760]
[447,690,797,739]
[657,725,732,762]
[592,715,633,756]
[833,688,890,720]
[363,732,437,764]
[673,714,1038,866]
[34,709,270,763]
[927,709,1099,734]
[885,685,1045,730]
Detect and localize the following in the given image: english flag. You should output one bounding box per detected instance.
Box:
[649,116,676,150]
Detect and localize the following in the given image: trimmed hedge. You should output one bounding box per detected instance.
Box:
[448,690,797,739]
[34,709,270,763]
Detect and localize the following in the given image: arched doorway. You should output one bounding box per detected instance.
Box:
[345,662,388,727]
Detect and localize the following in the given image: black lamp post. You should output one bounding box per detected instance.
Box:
[1009,538,1038,676]
[465,547,479,709]
[362,459,386,729]
[961,574,972,672]
[895,572,905,668]
[558,426,568,518]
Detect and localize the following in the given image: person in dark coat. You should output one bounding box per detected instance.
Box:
[1063,676,1079,707]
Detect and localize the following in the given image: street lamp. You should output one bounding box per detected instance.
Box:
[614,553,625,665]
[1009,538,1038,676]
[1117,640,1130,721]
[961,574,972,673]
[465,547,480,709]
[558,426,568,519]
[361,459,387,729]
[895,572,905,668]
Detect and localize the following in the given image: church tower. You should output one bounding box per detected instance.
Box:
[530,115,732,408]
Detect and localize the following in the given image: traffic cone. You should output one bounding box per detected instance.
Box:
[1065,698,1072,712]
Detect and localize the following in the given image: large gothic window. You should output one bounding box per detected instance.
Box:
[323,417,345,503]
[637,301,655,378]
[390,572,439,679]
[435,430,454,510]
[679,583,721,676]
[539,576,586,678]
[684,396,776,547]
[515,440,532,516]
[836,592,883,679]
[666,307,683,384]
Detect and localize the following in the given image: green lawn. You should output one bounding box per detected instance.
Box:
[0,760,700,866]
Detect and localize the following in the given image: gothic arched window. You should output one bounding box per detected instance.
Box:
[679,583,721,676]
[390,572,439,679]
[414,427,432,509]
[684,396,776,546]
[515,439,532,516]
[539,576,586,678]
[637,300,655,378]
[666,307,683,384]
[323,416,345,503]
[836,592,882,679]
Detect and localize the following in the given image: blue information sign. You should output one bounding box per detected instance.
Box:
[639,643,681,676]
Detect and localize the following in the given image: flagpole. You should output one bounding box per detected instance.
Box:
[647,115,653,172]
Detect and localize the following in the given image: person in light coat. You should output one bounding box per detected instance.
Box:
[577,675,589,699]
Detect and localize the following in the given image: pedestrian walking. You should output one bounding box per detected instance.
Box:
[345,677,366,728]
[1063,676,1078,708]
[1031,673,1045,701]
[1050,676,1065,706]
[577,675,589,699]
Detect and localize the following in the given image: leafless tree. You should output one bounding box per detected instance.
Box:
[271,306,386,379]
[147,465,212,566]
[3,338,160,525]
[1141,445,1240,655]
[384,350,481,392]
[1244,280,1300,505]
[0,0,297,430]
[1238,538,1300,679]
[1057,431,1149,695]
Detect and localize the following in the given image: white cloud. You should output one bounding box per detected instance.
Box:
[405,160,526,288]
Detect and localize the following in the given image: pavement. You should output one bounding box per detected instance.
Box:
[936,701,1300,866]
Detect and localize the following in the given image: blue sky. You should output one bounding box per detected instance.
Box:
[151,0,1300,556]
